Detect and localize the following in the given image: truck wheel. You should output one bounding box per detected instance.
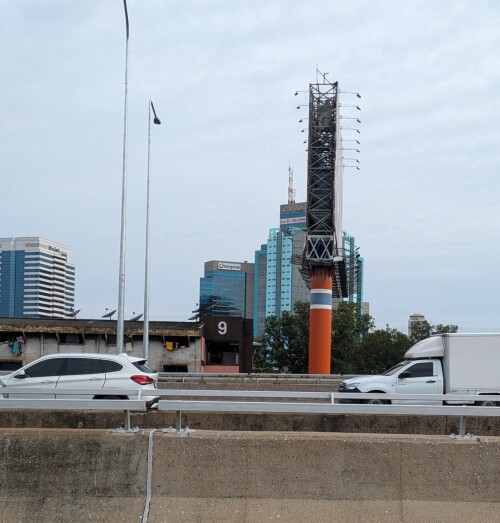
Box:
[366,397,390,405]
[476,399,499,407]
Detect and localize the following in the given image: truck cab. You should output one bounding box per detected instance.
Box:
[339,358,444,404]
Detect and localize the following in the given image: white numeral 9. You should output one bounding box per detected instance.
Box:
[218,321,227,335]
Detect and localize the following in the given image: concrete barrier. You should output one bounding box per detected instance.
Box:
[1,409,499,436]
[0,429,499,522]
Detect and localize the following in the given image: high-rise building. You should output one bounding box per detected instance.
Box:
[199,260,254,318]
[0,237,76,318]
[253,202,309,338]
[333,232,364,312]
[254,202,365,338]
[253,244,268,339]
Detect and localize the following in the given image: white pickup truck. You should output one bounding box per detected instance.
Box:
[338,333,500,405]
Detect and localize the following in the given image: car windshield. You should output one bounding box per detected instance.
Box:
[132,360,156,374]
[382,361,409,376]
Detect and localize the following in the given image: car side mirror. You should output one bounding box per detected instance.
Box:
[14,371,26,379]
[398,371,411,379]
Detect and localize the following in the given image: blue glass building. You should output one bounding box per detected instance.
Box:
[334,233,364,312]
[253,203,309,338]
[0,237,76,318]
[199,261,254,318]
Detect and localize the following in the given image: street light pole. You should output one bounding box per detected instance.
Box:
[143,101,161,360]
[117,0,129,354]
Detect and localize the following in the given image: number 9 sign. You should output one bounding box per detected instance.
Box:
[217,321,227,336]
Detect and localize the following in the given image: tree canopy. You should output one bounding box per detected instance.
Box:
[409,320,458,344]
[256,302,459,375]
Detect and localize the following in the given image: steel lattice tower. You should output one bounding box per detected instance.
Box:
[303,78,347,374]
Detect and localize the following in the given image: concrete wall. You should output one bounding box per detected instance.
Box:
[0,429,498,522]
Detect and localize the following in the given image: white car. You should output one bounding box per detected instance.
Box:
[0,353,160,408]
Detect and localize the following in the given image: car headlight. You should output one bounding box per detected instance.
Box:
[341,382,359,390]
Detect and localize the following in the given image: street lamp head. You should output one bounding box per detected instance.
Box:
[150,101,161,125]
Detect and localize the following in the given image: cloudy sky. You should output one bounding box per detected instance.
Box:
[2,0,500,333]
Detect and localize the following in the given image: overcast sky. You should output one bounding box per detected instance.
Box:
[2,0,500,333]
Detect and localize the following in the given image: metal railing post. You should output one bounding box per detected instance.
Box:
[459,416,466,437]
[176,410,182,432]
[124,410,131,431]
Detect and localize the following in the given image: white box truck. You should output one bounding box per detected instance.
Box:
[338,333,500,405]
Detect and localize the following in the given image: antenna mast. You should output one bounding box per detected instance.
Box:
[288,165,296,204]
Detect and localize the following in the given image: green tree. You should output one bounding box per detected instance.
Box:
[408,320,432,344]
[259,301,309,373]
[354,325,413,374]
[409,320,459,344]
[331,302,374,374]
[252,342,274,373]
[434,324,459,335]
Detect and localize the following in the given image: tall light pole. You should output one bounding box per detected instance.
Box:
[143,101,161,359]
[117,0,129,354]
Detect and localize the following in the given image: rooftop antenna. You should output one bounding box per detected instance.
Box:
[288,165,296,204]
[130,312,143,321]
[102,308,116,319]
[67,309,81,318]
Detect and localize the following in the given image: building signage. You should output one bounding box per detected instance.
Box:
[48,245,67,259]
[280,217,306,226]
[217,262,241,271]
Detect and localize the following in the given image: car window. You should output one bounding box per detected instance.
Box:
[24,358,66,378]
[403,362,434,378]
[132,360,155,373]
[63,358,104,376]
[101,360,123,373]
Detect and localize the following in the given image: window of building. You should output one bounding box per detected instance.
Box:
[163,364,188,372]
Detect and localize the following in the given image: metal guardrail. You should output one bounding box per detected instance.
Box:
[0,387,148,430]
[157,372,352,383]
[156,390,500,437]
[0,387,499,436]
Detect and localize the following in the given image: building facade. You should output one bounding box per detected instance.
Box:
[333,233,365,312]
[199,260,254,319]
[253,202,310,338]
[253,244,268,339]
[0,317,201,373]
[0,237,75,319]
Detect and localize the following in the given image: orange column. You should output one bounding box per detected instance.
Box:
[308,266,333,374]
